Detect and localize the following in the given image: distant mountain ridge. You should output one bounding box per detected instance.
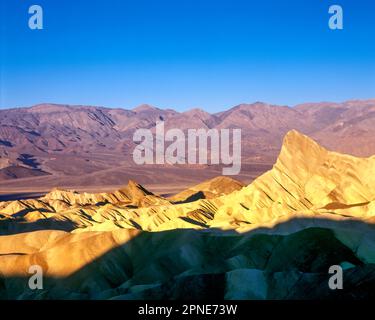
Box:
[0,99,374,186]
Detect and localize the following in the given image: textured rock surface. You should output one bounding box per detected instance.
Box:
[0,131,374,299]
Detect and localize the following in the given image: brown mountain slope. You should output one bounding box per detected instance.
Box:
[0,166,49,180]
[295,99,375,156]
[1,99,375,189]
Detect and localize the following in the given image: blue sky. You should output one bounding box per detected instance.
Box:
[1,0,374,112]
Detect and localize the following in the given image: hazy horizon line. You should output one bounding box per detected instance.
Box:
[1,97,375,114]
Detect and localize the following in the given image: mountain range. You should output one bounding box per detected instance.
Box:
[0,99,375,197]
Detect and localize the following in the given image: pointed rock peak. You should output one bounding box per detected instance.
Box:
[132,104,158,113]
[275,130,328,172]
[204,176,245,187]
[282,130,325,153]
[121,180,154,197]
[127,179,143,189]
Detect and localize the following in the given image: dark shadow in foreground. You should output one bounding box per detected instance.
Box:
[1,217,375,300]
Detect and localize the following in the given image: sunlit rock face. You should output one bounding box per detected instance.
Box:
[1,131,375,300]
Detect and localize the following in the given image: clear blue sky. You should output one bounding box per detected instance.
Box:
[1,0,374,112]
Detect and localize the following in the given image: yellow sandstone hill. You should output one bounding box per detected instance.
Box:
[210,130,375,230]
[1,130,374,234]
[169,176,245,203]
[42,179,169,207]
[1,130,375,299]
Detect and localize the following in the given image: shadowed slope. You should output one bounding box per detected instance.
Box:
[0,218,375,299]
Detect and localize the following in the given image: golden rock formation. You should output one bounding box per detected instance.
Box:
[1,130,375,299]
